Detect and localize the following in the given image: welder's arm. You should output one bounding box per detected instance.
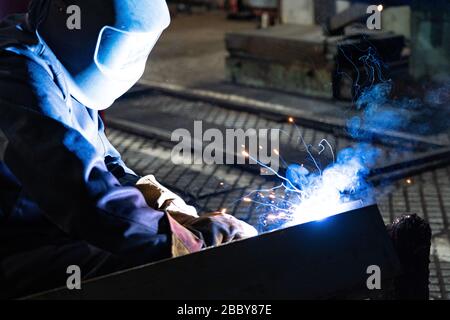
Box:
[0,58,203,263]
[135,175,198,219]
[97,115,143,187]
[0,99,203,260]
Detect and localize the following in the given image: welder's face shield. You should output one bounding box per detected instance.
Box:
[95,26,160,80]
[64,28,162,111]
[35,0,171,110]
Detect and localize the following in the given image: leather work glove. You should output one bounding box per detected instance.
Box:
[136,175,204,256]
[179,212,259,248]
[136,175,258,248]
[136,175,198,220]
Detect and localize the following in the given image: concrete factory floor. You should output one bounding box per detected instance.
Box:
[144,11,251,87]
[142,11,450,141]
[103,11,450,299]
[142,11,364,129]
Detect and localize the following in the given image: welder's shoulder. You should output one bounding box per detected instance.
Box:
[0,50,66,118]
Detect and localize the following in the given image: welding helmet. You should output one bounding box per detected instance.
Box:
[34,0,170,110]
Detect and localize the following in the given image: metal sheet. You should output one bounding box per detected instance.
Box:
[31,204,401,300]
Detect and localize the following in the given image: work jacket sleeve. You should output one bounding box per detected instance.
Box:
[99,116,142,186]
[0,53,203,264]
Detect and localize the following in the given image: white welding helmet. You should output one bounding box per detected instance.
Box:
[35,0,170,110]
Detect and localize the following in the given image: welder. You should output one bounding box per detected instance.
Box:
[0,0,257,298]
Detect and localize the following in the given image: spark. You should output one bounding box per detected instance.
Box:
[377,4,383,11]
[242,46,393,233]
[242,111,372,232]
[318,139,335,163]
[292,124,323,176]
[244,152,303,193]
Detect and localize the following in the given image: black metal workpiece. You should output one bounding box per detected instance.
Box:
[369,147,450,185]
[387,214,432,300]
[30,204,400,300]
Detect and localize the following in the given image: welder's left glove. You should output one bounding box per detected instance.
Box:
[135,175,199,220]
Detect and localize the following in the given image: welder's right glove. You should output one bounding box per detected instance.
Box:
[179,212,259,248]
[135,175,258,248]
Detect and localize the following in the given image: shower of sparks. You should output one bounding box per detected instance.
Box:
[239,119,369,233]
[234,45,411,233]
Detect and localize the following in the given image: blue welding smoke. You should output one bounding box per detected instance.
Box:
[253,42,422,231]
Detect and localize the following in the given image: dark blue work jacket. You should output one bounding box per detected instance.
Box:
[0,15,175,298]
